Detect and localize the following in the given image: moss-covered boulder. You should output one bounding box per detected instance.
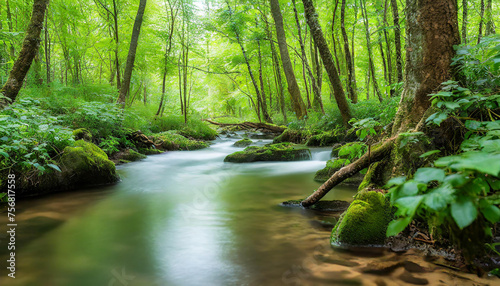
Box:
[306,131,343,147]
[72,128,92,141]
[224,143,311,163]
[331,143,343,157]
[233,138,252,147]
[152,131,209,151]
[331,191,392,247]
[273,129,311,144]
[138,148,164,155]
[314,159,348,182]
[60,140,119,186]
[112,149,147,164]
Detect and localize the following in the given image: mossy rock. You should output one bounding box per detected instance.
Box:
[120,149,147,162]
[273,129,311,144]
[224,142,311,163]
[331,191,392,247]
[60,140,119,186]
[72,128,92,141]
[314,159,348,182]
[138,148,164,155]
[331,143,343,157]
[306,131,343,147]
[233,138,252,147]
[152,131,209,151]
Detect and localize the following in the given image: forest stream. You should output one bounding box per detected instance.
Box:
[0,133,497,286]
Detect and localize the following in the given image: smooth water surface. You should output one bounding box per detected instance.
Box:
[0,135,496,285]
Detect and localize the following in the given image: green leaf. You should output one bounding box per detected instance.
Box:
[47,164,62,172]
[444,173,468,188]
[451,199,478,229]
[395,196,424,216]
[399,180,421,197]
[423,183,454,211]
[385,176,406,187]
[386,217,412,237]
[464,120,482,130]
[414,167,446,184]
[479,200,500,224]
[419,150,441,158]
[435,151,500,176]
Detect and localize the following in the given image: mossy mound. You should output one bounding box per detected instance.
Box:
[273,129,311,144]
[224,143,311,163]
[119,149,147,162]
[73,128,92,141]
[306,131,343,147]
[314,159,348,182]
[331,191,392,247]
[138,148,164,155]
[233,138,253,147]
[60,140,119,186]
[152,131,209,151]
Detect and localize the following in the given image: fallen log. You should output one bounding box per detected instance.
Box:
[205,120,286,133]
[301,137,396,207]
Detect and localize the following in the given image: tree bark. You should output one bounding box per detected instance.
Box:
[390,0,403,84]
[117,0,147,105]
[292,0,323,113]
[341,0,358,103]
[360,0,383,102]
[477,0,484,44]
[270,0,307,119]
[485,0,495,36]
[392,0,460,134]
[1,0,50,106]
[302,0,352,127]
[461,0,467,44]
[265,19,287,123]
[257,21,272,123]
[301,138,395,207]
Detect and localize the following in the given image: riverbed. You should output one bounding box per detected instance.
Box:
[0,135,496,285]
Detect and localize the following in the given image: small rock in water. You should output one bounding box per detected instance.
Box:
[398,270,429,285]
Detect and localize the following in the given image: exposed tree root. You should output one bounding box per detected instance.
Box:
[301,137,396,207]
[205,120,286,133]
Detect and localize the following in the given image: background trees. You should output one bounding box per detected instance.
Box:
[0,0,498,123]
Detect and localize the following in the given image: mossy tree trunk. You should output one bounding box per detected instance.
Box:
[301,0,460,207]
[270,0,307,119]
[302,0,352,127]
[1,0,50,107]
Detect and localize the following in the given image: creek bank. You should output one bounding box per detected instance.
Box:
[224,143,311,163]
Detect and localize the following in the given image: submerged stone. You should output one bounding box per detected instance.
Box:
[224,143,311,163]
[233,138,253,147]
[331,191,392,247]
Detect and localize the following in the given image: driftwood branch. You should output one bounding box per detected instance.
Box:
[301,137,396,207]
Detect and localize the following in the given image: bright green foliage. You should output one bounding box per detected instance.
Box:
[349,117,380,140]
[99,136,122,156]
[0,99,74,173]
[233,138,252,147]
[331,191,392,246]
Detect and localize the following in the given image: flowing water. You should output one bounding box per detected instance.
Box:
[0,134,497,285]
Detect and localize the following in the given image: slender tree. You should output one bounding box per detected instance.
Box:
[341,0,358,103]
[390,0,403,84]
[1,0,50,107]
[270,0,307,119]
[302,0,352,126]
[478,0,485,44]
[461,0,467,44]
[117,0,147,105]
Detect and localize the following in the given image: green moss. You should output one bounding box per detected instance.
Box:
[358,162,380,192]
[138,148,164,155]
[306,130,343,146]
[314,159,348,182]
[72,128,92,141]
[233,138,253,147]
[60,140,118,185]
[152,131,209,151]
[331,191,392,246]
[121,149,147,161]
[224,143,311,163]
[273,129,311,144]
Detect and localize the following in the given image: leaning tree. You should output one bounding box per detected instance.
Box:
[301,0,460,207]
[0,0,50,108]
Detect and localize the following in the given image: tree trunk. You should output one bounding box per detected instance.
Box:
[341,0,358,103]
[257,22,272,123]
[266,22,287,123]
[360,0,383,102]
[461,0,467,44]
[383,0,393,96]
[112,0,121,90]
[301,0,460,206]
[485,0,495,36]
[270,0,307,119]
[117,0,147,105]
[478,0,484,44]
[44,6,51,84]
[292,0,323,113]
[390,0,403,84]
[6,0,15,60]
[302,0,352,127]
[392,0,460,134]
[1,0,50,106]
